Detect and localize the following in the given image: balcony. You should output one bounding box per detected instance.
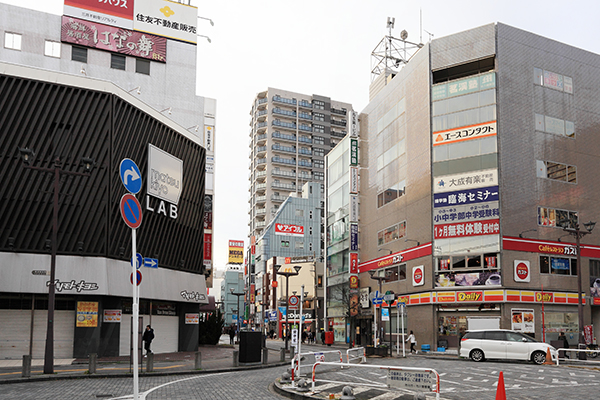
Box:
[256,121,268,128]
[272,144,296,154]
[255,195,266,203]
[271,194,288,202]
[256,207,266,215]
[255,170,267,179]
[255,145,267,155]
[273,108,297,118]
[299,112,312,120]
[299,124,313,132]
[255,158,267,165]
[298,173,312,180]
[330,130,346,138]
[298,136,312,144]
[298,160,312,167]
[273,120,296,130]
[273,131,296,142]
[257,109,268,117]
[257,98,268,105]
[298,148,312,156]
[331,119,347,127]
[273,95,296,106]
[272,182,296,190]
[272,169,296,178]
[256,133,267,143]
[331,107,347,115]
[256,220,267,228]
[272,156,296,166]
[298,100,312,108]
[255,182,267,191]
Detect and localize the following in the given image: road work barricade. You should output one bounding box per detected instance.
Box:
[311,362,441,400]
[555,348,600,366]
[346,347,366,364]
[290,350,344,388]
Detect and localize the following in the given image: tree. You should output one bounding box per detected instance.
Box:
[199,308,224,345]
[328,283,362,348]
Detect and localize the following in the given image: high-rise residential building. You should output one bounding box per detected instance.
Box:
[248,88,353,242]
[343,22,600,350]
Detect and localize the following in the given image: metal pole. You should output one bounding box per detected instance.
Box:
[575,229,586,360]
[299,285,304,357]
[285,275,289,351]
[43,165,59,375]
[132,228,139,400]
[401,304,406,357]
[396,304,399,357]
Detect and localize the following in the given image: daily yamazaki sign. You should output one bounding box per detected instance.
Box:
[457,291,483,302]
[389,290,583,306]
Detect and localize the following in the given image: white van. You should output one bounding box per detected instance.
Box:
[459,329,557,365]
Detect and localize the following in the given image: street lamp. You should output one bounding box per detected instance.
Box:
[230,288,245,336]
[369,269,390,349]
[561,220,595,360]
[18,147,94,374]
[274,264,301,351]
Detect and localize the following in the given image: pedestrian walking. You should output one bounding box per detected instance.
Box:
[320,329,325,345]
[142,325,155,356]
[406,330,417,354]
[558,331,569,358]
[229,325,236,344]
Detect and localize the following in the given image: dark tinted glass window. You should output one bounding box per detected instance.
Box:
[111,54,126,70]
[464,331,485,339]
[71,46,87,63]
[484,331,506,341]
[136,59,150,75]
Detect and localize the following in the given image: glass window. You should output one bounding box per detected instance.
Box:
[136,58,150,75]
[535,113,545,131]
[534,67,544,85]
[111,54,126,70]
[296,209,304,217]
[295,241,304,249]
[71,46,87,63]
[44,40,60,58]
[484,331,506,341]
[540,255,577,276]
[4,32,21,50]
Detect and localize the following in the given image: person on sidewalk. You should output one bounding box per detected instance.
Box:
[558,331,569,358]
[142,325,155,356]
[406,330,417,354]
[229,325,236,345]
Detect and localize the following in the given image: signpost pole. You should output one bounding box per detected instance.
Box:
[373,298,378,347]
[401,304,406,358]
[299,285,304,359]
[132,228,139,400]
[396,304,399,357]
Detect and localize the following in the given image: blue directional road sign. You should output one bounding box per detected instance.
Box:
[119,158,142,194]
[131,253,143,269]
[120,193,143,229]
[144,258,158,269]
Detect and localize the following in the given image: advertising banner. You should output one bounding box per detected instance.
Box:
[61,16,167,62]
[381,308,390,321]
[360,287,370,308]
[350,167,359,194]
[76,301,98,327]
[514,260,531,282]
[511,309,534,333]
[433,121,496,146]
[434,219,500,239]
[433,201,499,225]
[64,0,135,30]
[148,144,183,206]
[350,252,358,274]
[204,126,214,152]
[349,275,358,289]
[434,169,497,193]
[203,195,212,230]
[350,138,358,166]
[412,266,424,286]
[275,223,304,237]
[434,186,499,208]
[185,313,199,324]
[103,309,122,323]
[350,224,359,251]
[349,195,359,222]
[228,240,244,264]
[133,0,198,44]
[591,275,600,298]
[436,271,501,287]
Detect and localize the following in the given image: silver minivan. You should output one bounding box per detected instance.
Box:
[459,329,558,365]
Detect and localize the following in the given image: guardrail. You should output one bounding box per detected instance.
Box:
[290,350,343,388]
[555,348,600,366]
[311,362,440,400]
[346,347,366,364]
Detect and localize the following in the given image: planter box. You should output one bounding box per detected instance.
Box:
[366,346,388,357]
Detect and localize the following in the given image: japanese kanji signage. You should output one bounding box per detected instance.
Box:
[433,121,496,146]
[228,240,244,264]
[275,223,304,237]
[434,169,497,193]
[433,202,499,225]
[434,186,499,208]
[434,219,500,239]
[76,301,98,327]
[134,0,198,44]
[61,16,167,62]
[350,138,358,166]
[64,0,135,30]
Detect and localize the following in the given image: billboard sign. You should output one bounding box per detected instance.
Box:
[275,223,304,237]
[350,224,359,251]
[433,201,499,225]
[228,240,244,264]
[64,0,135,30]
[433,121,496,146]
[61,16,167,62]
[434,169,497,193]
[434,186,499,208]
[148,144,183,205]
[434,218,499,239]
[133,0,198,44]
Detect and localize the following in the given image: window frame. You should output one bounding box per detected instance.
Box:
[4,32,22,51]
[71,45,88,63]
[135,58,150,75]
[111,53,126,70]
[44,40,61,58]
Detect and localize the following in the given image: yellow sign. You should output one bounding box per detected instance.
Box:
[228,239,244,264]
[76,301,98,327]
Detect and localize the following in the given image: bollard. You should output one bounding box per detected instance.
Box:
[280,348,286,362]
[233,350,239,367]
[195,351,202,369]
[89,353,97,374]
[146,353,154,372]
[22,355,31,378]
[263,347,269,364]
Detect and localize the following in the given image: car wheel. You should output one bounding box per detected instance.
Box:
[470,349,484,362]
[532,351,546,365]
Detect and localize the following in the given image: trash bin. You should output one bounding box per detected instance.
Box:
[239,331,262,363]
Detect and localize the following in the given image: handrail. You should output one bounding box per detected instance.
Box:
[346,347,366,364]
[290,350,343,388]
[555,348,600,366]
[311,362,440,400]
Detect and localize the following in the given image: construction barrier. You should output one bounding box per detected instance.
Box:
[311,361,440,400]
[290,350,344,388]
[555,348,600,366]
[346,347,367,364]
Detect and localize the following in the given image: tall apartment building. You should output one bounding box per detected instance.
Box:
[248,88,353,241]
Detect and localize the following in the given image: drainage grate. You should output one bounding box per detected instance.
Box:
[94,394,114,398]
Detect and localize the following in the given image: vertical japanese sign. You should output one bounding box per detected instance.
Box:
[228,240,244,264]
[350,138,358,166]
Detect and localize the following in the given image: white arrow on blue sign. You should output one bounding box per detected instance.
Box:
[144,258,158,268]
[119,158,142,194]
[131,253,143,269]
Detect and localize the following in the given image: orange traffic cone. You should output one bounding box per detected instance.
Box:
[495,371,506,400]
[544,348,554,365]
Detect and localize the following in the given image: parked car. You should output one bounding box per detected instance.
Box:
[459,329,558,365]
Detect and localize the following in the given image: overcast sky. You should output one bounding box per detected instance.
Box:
[3,0,599,279]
